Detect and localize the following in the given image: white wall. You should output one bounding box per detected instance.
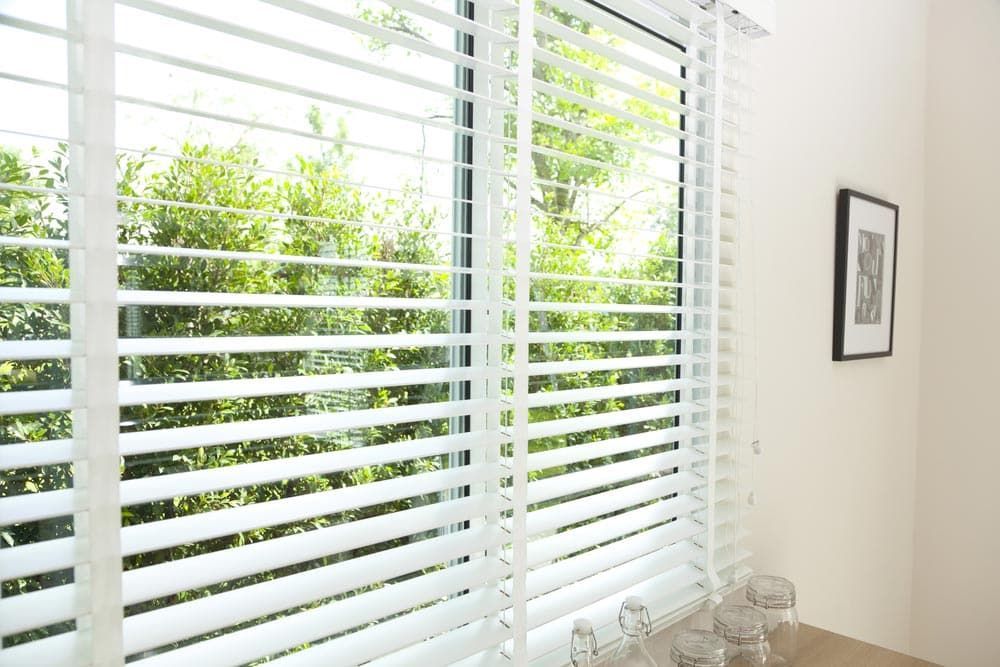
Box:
[910,1,1000,665]
[746,0,928,653]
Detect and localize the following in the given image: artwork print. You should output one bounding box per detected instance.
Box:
[833,189,899,361]
[854,229,884,325]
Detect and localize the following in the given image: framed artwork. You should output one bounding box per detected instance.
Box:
[833,189,899,361]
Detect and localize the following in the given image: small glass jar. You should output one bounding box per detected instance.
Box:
[570,618,599,667]
[746,575,798,665]
[713,605,771,666]
[609,596,657,667]
[670,629,728,667]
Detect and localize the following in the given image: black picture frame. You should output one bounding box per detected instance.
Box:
[833,189,899,361]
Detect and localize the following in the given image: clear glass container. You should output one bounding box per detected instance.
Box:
[571,618,599,667]
[746,575,798,665]
[712,605,771,666]
[609,596,657,667]
[670,629,728,667]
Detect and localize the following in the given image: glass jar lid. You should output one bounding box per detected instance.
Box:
[713,605,768,646]
[624,596,644,611]
[670,629,728,667]
[746,575,796,610]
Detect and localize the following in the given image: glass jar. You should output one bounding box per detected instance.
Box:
[570,618,599,667]
[713,605,771,666]
[670,629,728,667]
[746,575,798,665]
[609,596,657,667]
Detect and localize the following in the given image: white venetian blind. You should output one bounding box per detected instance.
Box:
[3,0,514,664]
[0,0,762,665]
[505,0,755,662]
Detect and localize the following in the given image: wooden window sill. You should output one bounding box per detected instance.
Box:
[643,590,939,666]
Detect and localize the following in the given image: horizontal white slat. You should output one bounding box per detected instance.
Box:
[118,365,498,406]
[527,377,695,409]
[528,300,689,314]
[117,289,483,310]
[0,287,70,304]
[525,520,703,600]
[0,535,84,581]
[123,492,499,605]
[526,539,702,632]
[528,494,704,567]
[0,12,70,39]
[527,353,693,376]
[527,470,704,537]
[131,560,508,667]
[1,438,75,470]
[0,234,70,250]
[527,402,702,440]
[0,388,72,416]
[527,425,701,472]
[0,70,67,91]
[525,268,711,290]
[119,398,495,456]
[119,237,491,273]
[266,588,509,667]
[118,332,491,356]
[364,614,510,667]
[120,463,498,555]
[0,181,71,197]
[528,449,703,505]
[0,630,82,667]
[0,583,79,637]
[0,488,81,525]
[0,339,73,360]
[123,525,505,655]
[120,430,498,505]
[527,329,694,345]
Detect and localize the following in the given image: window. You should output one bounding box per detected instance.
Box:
[0,0,754,664]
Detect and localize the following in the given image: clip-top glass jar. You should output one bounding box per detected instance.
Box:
[670,629,728,667]
[570,618,599,667]
[746,575,798,665]
[713,605,771,666]
[609,596,657,667]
